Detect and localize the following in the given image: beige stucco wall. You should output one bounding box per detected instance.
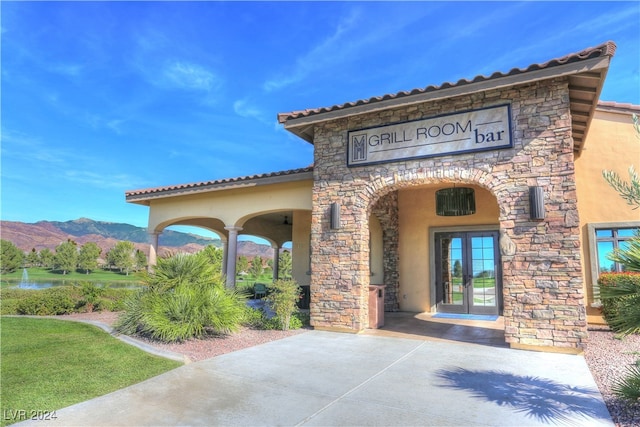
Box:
[397,185,500,312]
[575,108,640,314]
[147,180,313,233]
[140,179,313,286]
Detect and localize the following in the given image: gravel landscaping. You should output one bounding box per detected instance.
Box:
[57,311,640,426]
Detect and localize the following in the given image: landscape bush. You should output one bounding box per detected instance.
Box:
[264,279,302,331]
[598,272,640,334]
[15,288,76,315]
[0,286,135,315]
[241,305,308,330]
[115,252,247,342]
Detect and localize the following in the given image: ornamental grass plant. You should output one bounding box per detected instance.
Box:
[115,252,246,342]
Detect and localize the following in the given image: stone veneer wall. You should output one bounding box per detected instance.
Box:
[310,77,587,350]
[371,192,400,311]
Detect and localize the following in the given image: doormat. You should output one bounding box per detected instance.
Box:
[432,313,499,321]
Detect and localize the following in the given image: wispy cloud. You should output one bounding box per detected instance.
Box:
[162,61,221,92]
[233,98,274,126]
[49,63,84,77]
[63,170,142,190]
[1,129,148,190]
[263,8,360,92]
[476,4,638,76]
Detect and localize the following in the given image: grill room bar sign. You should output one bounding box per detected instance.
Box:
[347,104,512,167]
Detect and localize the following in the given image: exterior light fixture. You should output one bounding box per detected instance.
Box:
[330,202,341,229]
[529,186,545,220]
[435,187,476,216]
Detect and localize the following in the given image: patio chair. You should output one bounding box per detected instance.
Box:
[254,283,267,299]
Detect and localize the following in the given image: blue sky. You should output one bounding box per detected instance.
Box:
[2,1,639,238]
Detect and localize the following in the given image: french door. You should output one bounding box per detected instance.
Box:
[435,231,501,315]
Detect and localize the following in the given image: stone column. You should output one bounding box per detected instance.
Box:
[148,232,159,269]
[224,226,242,288]
[272,244,280,281]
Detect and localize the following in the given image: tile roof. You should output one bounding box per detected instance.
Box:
[125,166,313,202]
[597,101,640,113]
[277,41,616,125]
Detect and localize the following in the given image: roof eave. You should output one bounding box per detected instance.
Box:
[125,169,314,204]
[282,55,612,144]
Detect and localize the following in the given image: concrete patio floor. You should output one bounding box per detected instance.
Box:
[17,314,613,427]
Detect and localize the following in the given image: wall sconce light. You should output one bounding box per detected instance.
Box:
[330,202,341,229]
[529,186,545,220]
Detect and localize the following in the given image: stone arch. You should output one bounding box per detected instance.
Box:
[361,166,506,316]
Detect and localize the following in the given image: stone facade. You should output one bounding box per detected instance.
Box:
[371,192,399,312]
[310,77,587,350]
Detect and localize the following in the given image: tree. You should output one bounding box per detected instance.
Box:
[25,248,39,267]
[39,248,54,268]
[249,256,264,279]
[453,260,462,278]
[107,241,135,275]
[278,250,293,279]
[0,240,24,273]
[134,249,148,272]
[78,242,101,274]
[236,255,249,275]
[602,114,640,209]
[53,240,78,274]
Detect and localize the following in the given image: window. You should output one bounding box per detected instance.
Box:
[592,226,638,273]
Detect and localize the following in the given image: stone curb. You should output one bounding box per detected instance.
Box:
[4,315,191,364]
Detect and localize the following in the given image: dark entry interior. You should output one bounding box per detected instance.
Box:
[435,231,501,315]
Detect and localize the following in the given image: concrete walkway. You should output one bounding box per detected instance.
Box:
[19,330,613,427]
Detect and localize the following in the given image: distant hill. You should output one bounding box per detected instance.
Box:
[0,218,274,259]
[48,217,220,247]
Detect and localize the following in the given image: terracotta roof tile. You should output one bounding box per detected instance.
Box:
[278,41,617,124]
[125,166,313,199]
[597,101,640,112]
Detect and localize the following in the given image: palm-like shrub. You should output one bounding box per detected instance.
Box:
[115,253,246,342]
[265,279,301,331]
[599,231,640,402]
[599,272,640,335]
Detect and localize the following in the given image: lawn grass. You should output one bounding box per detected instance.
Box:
[0,267,142,287]
[0,317,181,426]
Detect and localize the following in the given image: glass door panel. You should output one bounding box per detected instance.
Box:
[468,234,498,314]
[436,231,500,315]
[440,236,464,306]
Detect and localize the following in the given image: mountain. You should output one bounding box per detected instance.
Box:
[0,218,274,259]
[48,217,220,247]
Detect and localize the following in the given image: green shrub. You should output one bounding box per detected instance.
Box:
[241,306,308,331]
[0,286,134,315]
[598,272,640,334]
[263,312,304,330]
[612,362,640,402]
[115,253,247,342]
[265,279,301,331]
[242,306,266,328]
[1,288,32,315]
[100,288,136,312]
[15,287,76,315]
